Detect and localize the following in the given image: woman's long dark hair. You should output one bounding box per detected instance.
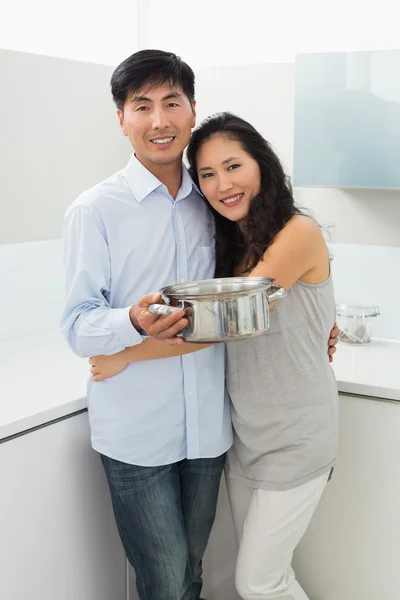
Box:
[187,112,302,277]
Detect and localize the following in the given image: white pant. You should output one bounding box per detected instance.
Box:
[226,471,329,600]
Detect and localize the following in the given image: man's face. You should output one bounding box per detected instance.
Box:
[117,84,196,171]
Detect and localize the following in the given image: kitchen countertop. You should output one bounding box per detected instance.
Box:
[0,331,399,441]
[332,338,400,402]
[0,330,88,440]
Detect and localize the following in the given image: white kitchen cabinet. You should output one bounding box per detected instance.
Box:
[293,392,400,600]
[293,50,400,189]
[0,411,126,600]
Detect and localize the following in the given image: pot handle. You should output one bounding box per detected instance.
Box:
[148,303,183,316]
[267,285,287,303]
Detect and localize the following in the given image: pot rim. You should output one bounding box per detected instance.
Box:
[161,276,276,299]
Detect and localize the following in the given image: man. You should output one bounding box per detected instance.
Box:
[61,49,230,600]
[61,49,338,600]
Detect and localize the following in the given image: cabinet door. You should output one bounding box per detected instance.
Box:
[294,50,400,189]
[293,393,400,600]
[0,412,126,600]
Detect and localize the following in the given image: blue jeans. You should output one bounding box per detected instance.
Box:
[101,453,225,600]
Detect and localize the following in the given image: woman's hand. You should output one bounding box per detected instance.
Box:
[88,352,129,382]
[328,322,339,363]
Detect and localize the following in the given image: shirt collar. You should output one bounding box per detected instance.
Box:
[124,154,163,203]
[124,154,201,203]
[179,162,202,199]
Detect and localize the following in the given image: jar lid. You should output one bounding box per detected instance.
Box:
[336,304,380,318]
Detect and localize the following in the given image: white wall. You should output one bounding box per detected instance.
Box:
[2,0,400,66]
[0,240,63,341]
[0,49,131,244]
[145,0,400,66]
[1,0,139,65]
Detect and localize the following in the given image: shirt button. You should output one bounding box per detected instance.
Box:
[188,390,194,396]
[180,278,185,283]
[178,241,183,247]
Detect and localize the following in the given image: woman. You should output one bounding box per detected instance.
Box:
[89,113,338,600]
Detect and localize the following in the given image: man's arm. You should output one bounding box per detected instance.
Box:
[60,204,144,358]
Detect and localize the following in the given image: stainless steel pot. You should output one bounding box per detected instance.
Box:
[148,277,286,343]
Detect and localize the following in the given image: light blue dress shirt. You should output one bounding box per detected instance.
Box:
[61,155,232,466]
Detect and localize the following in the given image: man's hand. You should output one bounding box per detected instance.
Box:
[130,292,189,345]
[89,353,129,381]
[328,322,339,363]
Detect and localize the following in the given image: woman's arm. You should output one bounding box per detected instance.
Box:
[249,215,338,361]
[89,338,213,381]
[122,337,211,361]
[249,215,329,296]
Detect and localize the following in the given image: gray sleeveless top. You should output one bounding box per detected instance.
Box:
[225,274,338,490]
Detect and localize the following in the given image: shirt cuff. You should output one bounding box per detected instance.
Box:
[109,306,143,348]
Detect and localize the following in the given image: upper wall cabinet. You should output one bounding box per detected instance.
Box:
[293,50,400,189]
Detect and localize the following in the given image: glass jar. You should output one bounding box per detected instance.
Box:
[336,304,380,344]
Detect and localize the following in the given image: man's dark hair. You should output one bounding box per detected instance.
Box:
[111,49,195,111]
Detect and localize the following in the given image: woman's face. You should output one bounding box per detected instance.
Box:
[196,135,261,222]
